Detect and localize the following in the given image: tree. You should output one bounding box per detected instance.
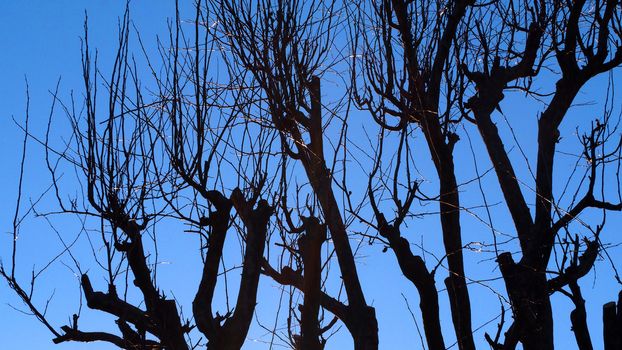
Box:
[3,1,622,349]
[350,0,622,349]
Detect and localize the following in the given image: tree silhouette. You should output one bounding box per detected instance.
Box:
[3,1,622,349]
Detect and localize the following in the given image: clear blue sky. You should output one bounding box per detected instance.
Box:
[1,2,621,349]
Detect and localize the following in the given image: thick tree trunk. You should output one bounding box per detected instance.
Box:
[603,291,622,350]
[347,307,379,350]
[498,253,554,350]
[298,217,327,350]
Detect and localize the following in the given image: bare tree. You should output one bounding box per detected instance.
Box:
[3,1,622,350]
[350,1,477,349]
[3,3,278,349]
[351,0,622,350]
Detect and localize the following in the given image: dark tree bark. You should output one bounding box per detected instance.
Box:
[297,216,327,350]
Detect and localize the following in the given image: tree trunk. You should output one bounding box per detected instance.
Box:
[421,115,475,350]
[349,307,379,350]
[498,253,554,350]
[603,291,622,350]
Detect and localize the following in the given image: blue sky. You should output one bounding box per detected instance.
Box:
[1,2,622,350]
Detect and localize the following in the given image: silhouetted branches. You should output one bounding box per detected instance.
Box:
[4,1,622,350]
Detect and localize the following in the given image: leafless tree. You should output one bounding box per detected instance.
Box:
[4,3,278,349]
[3,1,622,350]
[351,0,622,350]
